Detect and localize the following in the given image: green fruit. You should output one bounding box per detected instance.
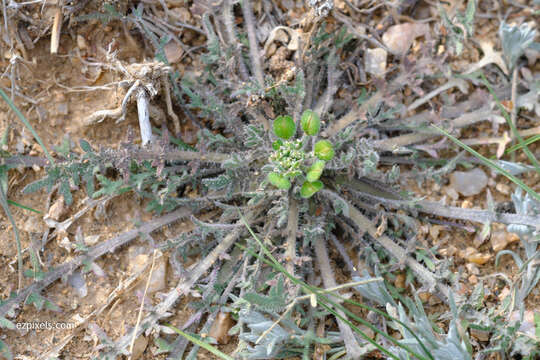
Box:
[273,115,296,140]
[300,180,323,198]
[268,172,291,190]
[306,160,325,182]
[272,139,283,150]
[301,109,320,136]
[314,140,334,161]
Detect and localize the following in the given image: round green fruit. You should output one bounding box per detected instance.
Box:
[273,115,296,140]
[301,109,320,136]
[314,140,335,161]
[306,160,325,182]
[300,180,323,198]
[268,172,291,190]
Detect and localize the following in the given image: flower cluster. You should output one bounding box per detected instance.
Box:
[269,138,305,180]
[267,110,335,198]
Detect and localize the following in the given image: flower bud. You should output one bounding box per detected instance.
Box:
[273,115,296,140]
[306,160,325,182]
[301,109,321,136]
[272,139,283,150]
[314,140,335,160]
[300,180,323,198]
[268,172,291,190]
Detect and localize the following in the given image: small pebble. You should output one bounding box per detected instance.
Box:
[450,168,488,196]
[76,34,87,50]
[131,336,148,360]
[465,263,480,275]
[439,245,457,257]
[461,199,473,209]
[48,197,66,221]
[67,270,87,297]
[429,225,443,242]
[128,250,167,293]
[382,23,429,55]
[491,230,520,252]
[495,183,510,195]
[209,312,235,344]
[460,247,491,265]
[394,273,406,289]
[163,41,184,64]
[470,328,490,342]
[418,292,431,302]
[364,48,387,77]
[443,186,459,200]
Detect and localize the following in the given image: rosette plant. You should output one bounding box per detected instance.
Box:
[5,2,539,359]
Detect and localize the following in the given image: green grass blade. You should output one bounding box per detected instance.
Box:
[165,324,234,360]
[476,73,540,173]
[505,134,540,154]
[237,242,432,360]
[237,210,433,360]
[433,125,540,202]
[0,88,55,164]
[6,200,41,214]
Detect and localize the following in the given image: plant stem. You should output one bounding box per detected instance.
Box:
[346,202,451,302]
[314,236,364,359]
[241,0,264,88]
[0,207,191,318]
[286,193,298,277]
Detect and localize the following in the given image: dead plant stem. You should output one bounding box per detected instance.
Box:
[241,0,265,88]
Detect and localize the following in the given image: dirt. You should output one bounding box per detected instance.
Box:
[0,0,538,359]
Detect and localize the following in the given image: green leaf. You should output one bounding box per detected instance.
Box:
[154,337,174,355]
[244,276,287,311]
[268,172,291,190]
[301,109,321,136]
[272,139,283,151]
[314,140,335,161]
[244,124,265,148]
[25,292,45,310]
[273,115,296,140]
[93,175,130,198]
[300,180,323,198]
[306,160,325,182]
[59,179,73,206]
[0,317,15,330]
[202,174,232,191]
[22,177,50,194]
[166,325,234,360]
[79,139,93,153]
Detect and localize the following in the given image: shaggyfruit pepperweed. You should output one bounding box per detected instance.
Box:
[267,110,334,198]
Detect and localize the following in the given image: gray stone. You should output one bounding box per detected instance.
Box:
[450,168,488,196]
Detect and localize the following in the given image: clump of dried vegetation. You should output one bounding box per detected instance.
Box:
[0,0,539,359]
